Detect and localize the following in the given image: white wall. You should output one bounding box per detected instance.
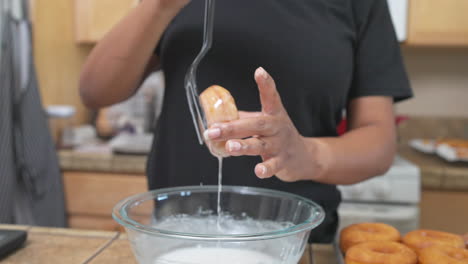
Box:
[396,47,468,117]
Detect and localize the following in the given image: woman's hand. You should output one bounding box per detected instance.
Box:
[203,67,396,185]
[204,67,325,182]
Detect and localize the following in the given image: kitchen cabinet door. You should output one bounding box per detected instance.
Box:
[75,0,138,43]
[63,172,147,215]
[420,190,468,235]
[407,0,468,46]
[63,171,149,231]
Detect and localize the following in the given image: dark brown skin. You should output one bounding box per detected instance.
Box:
[79,0,190,109]
[82,1,397,185]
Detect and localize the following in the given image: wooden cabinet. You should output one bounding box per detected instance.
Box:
[73,0,468,46]
[74,0,138,43]
[63,171,147,231]
[33,0,93,125]
[420,190,468,234]
[407,0,468,46]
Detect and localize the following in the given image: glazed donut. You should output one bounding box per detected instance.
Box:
[345,241,417,264]
[402,229,465,254]
[340,223,401,253]
[419,245,468,264]
[199,85,239,157]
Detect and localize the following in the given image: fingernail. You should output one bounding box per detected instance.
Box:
[257,67,268,80]
[204,128,221,140]
[256,165,267,178]
[227,141,241,152]
[260,67,268,80]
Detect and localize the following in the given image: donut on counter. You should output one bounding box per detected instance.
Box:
[340,223,401,253]
[402,229,465,254]
[345,241,417,264]
[419,245,468,264]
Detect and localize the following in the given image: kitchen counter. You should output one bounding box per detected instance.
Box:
[59,145,468,191]
[397,116,468,191]
[1,224,338,264]
[399,145,468,191]
[59,150,147,174]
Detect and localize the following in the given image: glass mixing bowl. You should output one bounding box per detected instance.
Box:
[113,185,325,264]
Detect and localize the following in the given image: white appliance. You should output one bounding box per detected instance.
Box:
[337,156,421,235]
[387,0,409,42]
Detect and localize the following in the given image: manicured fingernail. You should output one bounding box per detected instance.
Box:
[255,67,268,80]
[227,141,241,152]
[257,67,268,80]
[204,128,221,140]
[256,165,267,178]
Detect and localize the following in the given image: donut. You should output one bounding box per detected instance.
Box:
[402,229,465,254]
[200,85,239,157]
[340,223,401,253]
[345,241,417,264]
[436,139,468,148]
[419,245,468,264]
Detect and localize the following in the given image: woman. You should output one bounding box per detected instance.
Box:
[80,0,412,242]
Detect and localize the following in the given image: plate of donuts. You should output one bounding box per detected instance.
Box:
[335,222,468,264]
[409,138,468,163]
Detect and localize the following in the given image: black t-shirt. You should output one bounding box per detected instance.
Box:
[148,0,412,243]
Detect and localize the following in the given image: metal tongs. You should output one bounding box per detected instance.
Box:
[184,0,216,145]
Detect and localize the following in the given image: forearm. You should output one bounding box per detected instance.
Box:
[79,0,179,109]
[305,122,396,185]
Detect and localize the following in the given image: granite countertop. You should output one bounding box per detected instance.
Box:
[59,145,468,191]
[59,150,147,175]
[399,145,468,191]
[397,116,468,191]
[0,224,338,264]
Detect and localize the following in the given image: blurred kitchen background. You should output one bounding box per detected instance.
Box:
[1,0,468,236]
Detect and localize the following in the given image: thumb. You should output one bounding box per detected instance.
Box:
[255,67,284,115]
